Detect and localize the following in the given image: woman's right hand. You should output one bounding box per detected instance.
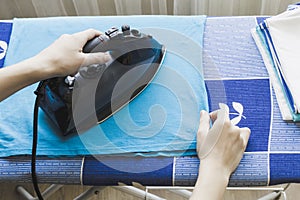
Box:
[197,108,251,178]
[190,108,250,200]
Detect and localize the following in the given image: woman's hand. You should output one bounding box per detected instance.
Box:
[0,29,110,101]
[34,29,110,77]
[198,109,250,177]
[190,108,250,200]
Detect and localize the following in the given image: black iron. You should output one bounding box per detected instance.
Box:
[37,25,165,135]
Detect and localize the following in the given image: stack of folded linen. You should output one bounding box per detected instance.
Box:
[252,3,300,121]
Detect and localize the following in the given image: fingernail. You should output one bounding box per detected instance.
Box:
[200,110,205,117]
[104,53,111,62]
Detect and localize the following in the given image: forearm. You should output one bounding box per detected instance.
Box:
[190,162,230,200]
[0,29,110,102]
[0,56,50,101]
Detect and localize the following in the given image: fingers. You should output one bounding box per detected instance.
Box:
[209,108,251,150]
[197,110,212,159]
[73,29,103,44]
[240,127,251,147]
[75,29,111,66]
[218,106,230,121]
[209,105,230,122]
[209,110,218,122]
[83,52,111,66]
[197,110,210,142]
[211,107,230,129]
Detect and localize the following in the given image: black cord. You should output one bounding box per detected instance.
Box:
[32,84,45,200]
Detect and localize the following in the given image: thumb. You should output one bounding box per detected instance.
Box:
[197,110,210,154]
[197,108,229,159]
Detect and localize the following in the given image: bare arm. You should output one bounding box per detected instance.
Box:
[0,29,110,101]
[190,109,250,200]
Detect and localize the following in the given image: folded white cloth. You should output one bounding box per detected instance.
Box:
[251,28,293,120]
[266,9,300,113]
[252,5,300,121]
[266,7,300,114]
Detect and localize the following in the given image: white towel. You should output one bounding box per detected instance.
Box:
[265,7,300,114]
[251,27,293,120]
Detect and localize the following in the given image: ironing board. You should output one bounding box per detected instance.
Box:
[0,16,300,187]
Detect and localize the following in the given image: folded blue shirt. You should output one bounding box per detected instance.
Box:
[1,16,208,157]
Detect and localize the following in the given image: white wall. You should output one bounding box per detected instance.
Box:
[0,0,297,19]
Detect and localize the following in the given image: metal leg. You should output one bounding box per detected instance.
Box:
[17,184,164,200]
[257,191,282,200]
[114,186,165,200]
[16,184,63,200]
[73,185,165,200]
[168,189,192,199]
[17,184,291,200]
[16,185,36,200]
[147,185,292,200]
[257,184,290,200]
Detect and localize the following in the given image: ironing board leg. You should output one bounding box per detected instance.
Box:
[257,184,290,200]
[114,185,165,200]
[73,185,165,200]
[168,189,192,198]
[16,184,63,200]
[16,185,36,200]
[257,191,282,200]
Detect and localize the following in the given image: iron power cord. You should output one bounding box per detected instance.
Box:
[32,82,45,200]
